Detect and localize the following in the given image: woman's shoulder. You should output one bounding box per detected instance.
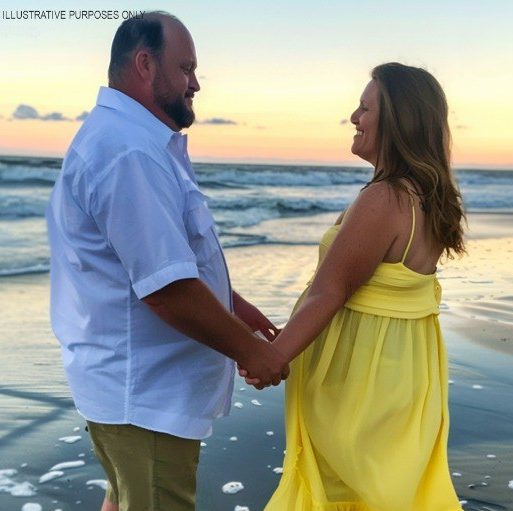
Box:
[351,180,408,216]
[339,180,415,240]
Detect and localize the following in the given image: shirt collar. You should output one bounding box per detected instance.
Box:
[96,86,185,148]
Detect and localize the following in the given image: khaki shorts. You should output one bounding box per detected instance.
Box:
[87,421,200,511]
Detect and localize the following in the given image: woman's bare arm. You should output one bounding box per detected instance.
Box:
[271,181,402,363]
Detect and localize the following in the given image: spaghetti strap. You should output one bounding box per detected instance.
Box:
[401,202,416,263]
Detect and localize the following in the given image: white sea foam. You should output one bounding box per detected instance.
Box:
[230,436,238,442]
[86,479,108,490]
[10,482,36,497]
[21,504,42,511]
[251,399,262,406]
[233,402,244,408]
[49,460,85,471]
[235,506,250,511]
[0,469,36,497]
[472,384,484,390]
[39,471,64,483]
[508,479,513,489]
[222,481,244,494]
[272,467,283,474]
[486,454,496,459]
[58,435,82,444]
[266,431,274,436]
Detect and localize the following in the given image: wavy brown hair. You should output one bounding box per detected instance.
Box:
[369,62,465,258]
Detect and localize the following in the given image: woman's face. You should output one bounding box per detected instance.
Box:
[350,79,380,166]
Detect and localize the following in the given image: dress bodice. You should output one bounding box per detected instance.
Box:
[310,224,442,319]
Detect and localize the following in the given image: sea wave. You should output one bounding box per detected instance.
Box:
[0,156,62,169]
[211,196,347,213]
[196,166,371,188]
[0,263,50,277]
[1,159,513,191]
[2,188,513,220]
[0,165,59,186]
[1,159,513,219]
[0,195,48,218]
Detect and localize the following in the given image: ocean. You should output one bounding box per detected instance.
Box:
[1,155,513,510]
[1,155,513,278]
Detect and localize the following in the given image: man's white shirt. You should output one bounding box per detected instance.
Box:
[46,87,234,439]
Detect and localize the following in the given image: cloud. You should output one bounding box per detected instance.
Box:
[41,112,70,121]
[12,104,70,121]
[198,117,237,125]
[13,104,39,120]
[340,119,349,125]
[76,111,89,121]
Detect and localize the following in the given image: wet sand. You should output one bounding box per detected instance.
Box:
[0,212,512,511]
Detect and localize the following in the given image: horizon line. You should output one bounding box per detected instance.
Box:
[0,152,512,172]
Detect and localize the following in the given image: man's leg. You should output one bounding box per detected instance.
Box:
[87,423,120,510]
[87,421,200,511]
[100,497,119,511]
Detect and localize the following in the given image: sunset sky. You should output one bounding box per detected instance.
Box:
[0,0,512,168]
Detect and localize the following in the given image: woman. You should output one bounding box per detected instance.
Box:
[243,63,465,510]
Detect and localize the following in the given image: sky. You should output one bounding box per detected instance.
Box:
[0,0,512,168]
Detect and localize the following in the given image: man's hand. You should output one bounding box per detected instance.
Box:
[143,280,288,386]
[237,339,289,389]
[232,291,279,342]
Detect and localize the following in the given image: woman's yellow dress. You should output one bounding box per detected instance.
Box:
[265,208,462,511]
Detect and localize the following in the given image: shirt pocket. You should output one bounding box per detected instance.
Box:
[185,188,219,266]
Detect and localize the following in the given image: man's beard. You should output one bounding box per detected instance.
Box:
[158,94,195,129]
[153,74,195,129]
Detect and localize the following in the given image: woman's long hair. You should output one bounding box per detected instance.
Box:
[370,62,465,258]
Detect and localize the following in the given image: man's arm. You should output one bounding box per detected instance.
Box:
[143,278,289,386]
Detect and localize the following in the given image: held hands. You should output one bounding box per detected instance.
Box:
[232,293,287,388]
[237,334,289,390]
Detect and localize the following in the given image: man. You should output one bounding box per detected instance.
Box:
[46,11,289,511]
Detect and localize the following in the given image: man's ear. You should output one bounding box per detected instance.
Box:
[133,50,157,84]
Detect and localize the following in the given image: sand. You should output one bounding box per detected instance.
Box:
[0,212,512,511]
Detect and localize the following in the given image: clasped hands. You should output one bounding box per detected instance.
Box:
[237,331,289,390]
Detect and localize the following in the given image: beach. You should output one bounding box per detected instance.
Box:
[0,210,512,511]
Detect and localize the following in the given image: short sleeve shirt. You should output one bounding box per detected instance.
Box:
[46,87,234,439]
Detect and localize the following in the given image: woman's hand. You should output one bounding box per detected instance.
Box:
[232,291,279,342]
[238,364,268,390]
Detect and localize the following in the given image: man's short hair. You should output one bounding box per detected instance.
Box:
[108,11,181,84]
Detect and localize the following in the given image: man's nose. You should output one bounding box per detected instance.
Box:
[190,71,200,92]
